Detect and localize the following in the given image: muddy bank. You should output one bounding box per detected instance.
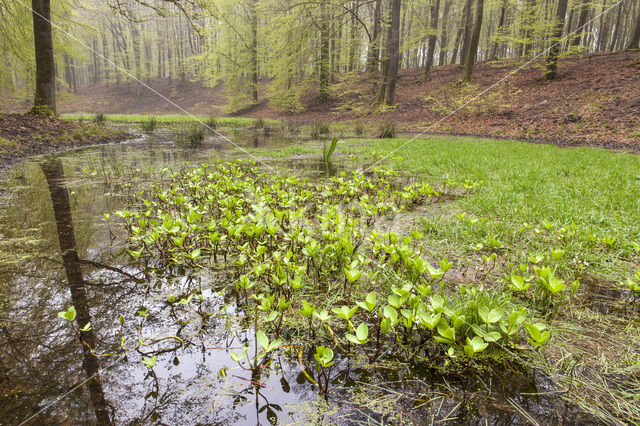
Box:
[0,113,130,170]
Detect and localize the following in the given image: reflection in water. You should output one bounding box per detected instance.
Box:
[41,158,113,425]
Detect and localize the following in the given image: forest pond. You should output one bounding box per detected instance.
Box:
[0,131,603,425]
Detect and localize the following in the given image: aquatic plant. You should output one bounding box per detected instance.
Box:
[111,160,545,377]
[141,117,157,133]
[322,135,340,163]
[310,121,330,139]
[173,123,205,145]
[206,117,217,129]
[376,122,397,138]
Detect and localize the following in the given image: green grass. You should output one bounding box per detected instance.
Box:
[268,134,640,423]
[333,136,640,278]
[60,113,277,128]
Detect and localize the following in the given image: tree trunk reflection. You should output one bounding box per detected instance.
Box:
[41,158,113,425]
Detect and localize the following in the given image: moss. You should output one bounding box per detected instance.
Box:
[0,136,17,148]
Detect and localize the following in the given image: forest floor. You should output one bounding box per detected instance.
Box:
[0,114,129,170]
[2,51,639,150]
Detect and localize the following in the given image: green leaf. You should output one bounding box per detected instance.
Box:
[550,248,565,261]
[355,322,369,342]
[525,323,551,346]
[58,306,76,322]
[483,331,502,342]
[267,339,283,352]
[344,268,362,283]
[332,305,357,321]
[478,306,503,324]
[510,274,530,291]
[313,310,330,321]
[383,306,398,323]
[256,330,269,349]
[426,263,445,279]
[419,312,440,330]
[436,323,455,343]
[142,356,157,368]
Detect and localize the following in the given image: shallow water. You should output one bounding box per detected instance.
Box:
[0,130,601,425]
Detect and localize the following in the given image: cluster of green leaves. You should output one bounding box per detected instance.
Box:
[115,160,548,373]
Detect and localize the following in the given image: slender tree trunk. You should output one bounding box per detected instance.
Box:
[438,0,451,65]
[543,0,569,80]
[30,0,56,115]
[378,5,391,102]
[490,0,507,60]
[628,6,640,49]
[596,0,609,51]
[384,0,402,105]
[571,0,590,48]
[64,54,73,91]
[368,0,383,76]
[319,4,330,102]
[460,0,474,66]
[451,27,464,64]
[424,0,441,81]
[92,39,100,84]
[250,0,259,103]
[523,0,537,56]
[101,33,110,85]
[608,4,623,51]
[462,0,484,82]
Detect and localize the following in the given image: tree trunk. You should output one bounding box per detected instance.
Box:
[462,0,484,82]
[250,0,259,103]
[30,0,56,115]
[319,4,330,102]
[450,27,464,64]
[628,6,640,49]
[523,0,537,56]
[424,0,441,81]
[378,5,391,102]
[438,0,451,65]
[368,0,383,76]
[543,0,569,80]
[460,0,474,66]
[384,0,402,105]
[490,0,507,60]
[571,0,590,48]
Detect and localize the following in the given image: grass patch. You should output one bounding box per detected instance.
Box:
[60,113,277,129]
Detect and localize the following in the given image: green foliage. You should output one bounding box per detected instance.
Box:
[57,306,76,322]
[116,159,544,373]
[140,117,158,133]
[94,113,105,124]
[28,105,55,117]
[322,136,340,163]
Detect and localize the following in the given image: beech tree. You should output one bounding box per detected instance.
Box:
[2,0,639,114]
[544,0,569,81]
[30,0,56,115]
[462,0,484,82]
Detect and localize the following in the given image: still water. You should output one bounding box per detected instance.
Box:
[0,130,599,425]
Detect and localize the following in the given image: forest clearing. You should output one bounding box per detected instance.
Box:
[1,0,640,424]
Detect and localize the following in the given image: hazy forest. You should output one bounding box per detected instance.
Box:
[1,0,640,425]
